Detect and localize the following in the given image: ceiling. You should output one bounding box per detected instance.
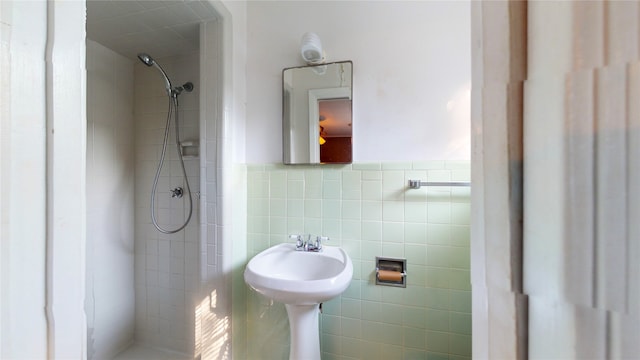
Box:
[86,0,218,61]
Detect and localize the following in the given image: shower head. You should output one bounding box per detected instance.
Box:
[137,52,172,95]
[137,53,155,67]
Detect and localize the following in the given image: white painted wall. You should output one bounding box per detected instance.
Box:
[245,1,470,163]
[219,0,247,164]
[46,0,88,355]
[1,0,87,358]
[524,2,640,357]
[0,1,49,357]
[470,2,527,358]
[208,2,249,359]
[86,40,136,360]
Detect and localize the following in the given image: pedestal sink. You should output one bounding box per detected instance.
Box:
[244,243,353,360]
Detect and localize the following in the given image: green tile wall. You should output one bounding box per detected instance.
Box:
[245,161,471,360]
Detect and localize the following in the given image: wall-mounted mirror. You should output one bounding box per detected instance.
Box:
[283,61,353,164]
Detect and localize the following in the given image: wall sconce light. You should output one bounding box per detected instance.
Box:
[301,32,325,64]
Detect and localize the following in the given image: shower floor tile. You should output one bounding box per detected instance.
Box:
[113,343,191,360]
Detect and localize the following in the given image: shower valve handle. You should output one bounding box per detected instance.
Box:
[170,187,183,198]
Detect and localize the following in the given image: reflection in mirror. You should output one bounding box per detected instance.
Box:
[283,61,352,164]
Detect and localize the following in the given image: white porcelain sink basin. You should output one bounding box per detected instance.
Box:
[244,242,354,359]
[244,243,353,305]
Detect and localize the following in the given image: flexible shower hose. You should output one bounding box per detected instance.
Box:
[150,95,193,234]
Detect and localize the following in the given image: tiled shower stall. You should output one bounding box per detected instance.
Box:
[133,49,201,352]
[86,40,204,357]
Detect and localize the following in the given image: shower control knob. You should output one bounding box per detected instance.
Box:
[170,187,183,198]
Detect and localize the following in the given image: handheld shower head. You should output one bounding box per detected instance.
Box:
[137,53,155,67]
[137,52,172,95]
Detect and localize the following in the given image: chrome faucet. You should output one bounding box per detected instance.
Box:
[291,234,328,252]
[305,235,318,252]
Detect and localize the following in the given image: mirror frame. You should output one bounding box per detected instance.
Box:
[282,61,353,165]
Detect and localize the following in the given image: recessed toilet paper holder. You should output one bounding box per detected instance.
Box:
[375,256,407,288]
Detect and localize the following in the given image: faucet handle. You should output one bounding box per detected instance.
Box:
[290,234,304,250]
[316,236,329,251]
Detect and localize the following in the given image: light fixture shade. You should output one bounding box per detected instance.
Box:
[300,32,324,64]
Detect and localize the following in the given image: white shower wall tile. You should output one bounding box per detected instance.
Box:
[134,51,200,352]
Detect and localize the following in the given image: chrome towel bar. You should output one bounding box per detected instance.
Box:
[408,180,471,189]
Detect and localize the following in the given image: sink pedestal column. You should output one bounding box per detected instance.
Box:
[285,303,321,360]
